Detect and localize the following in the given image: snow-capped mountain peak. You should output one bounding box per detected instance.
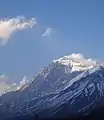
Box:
[53,53,97,72]
[1,53,104,119]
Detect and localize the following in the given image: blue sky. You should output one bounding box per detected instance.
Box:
[0,0,104,82]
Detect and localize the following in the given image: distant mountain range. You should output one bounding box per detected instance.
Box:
[0,53,104,120]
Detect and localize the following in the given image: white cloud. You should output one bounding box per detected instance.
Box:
[53,53,97,67]
[17,76,28,90]
[0,74,30,94]
[68,53,96,65]
[42,28,53,37]
[0,16,37,45]
[19,76,28,85]
[0,74,30,95]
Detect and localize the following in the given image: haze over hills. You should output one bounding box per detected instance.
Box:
[0,53,104,120]
[0,75,29,95]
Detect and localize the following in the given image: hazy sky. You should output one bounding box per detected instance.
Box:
[0,0,104,82]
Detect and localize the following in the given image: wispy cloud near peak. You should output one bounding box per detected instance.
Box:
[42,28,53,37]
[0,16,37,45]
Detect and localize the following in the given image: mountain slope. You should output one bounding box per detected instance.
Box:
[0,53,104,119]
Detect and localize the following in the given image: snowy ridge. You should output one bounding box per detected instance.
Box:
[64,66,102,90]
[53,53,97,72]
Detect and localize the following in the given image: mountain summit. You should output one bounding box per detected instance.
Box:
[53,53,97,72]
